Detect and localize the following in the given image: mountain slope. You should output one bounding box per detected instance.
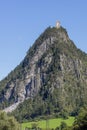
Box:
[0,26,87,120]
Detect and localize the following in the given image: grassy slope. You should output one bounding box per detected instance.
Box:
[22,116,75,130]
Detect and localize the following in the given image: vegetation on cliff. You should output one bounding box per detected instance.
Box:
[0,26,87,122]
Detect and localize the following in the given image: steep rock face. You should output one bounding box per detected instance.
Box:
[0,26,87,114]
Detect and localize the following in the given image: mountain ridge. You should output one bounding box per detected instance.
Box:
[0,26,87,120]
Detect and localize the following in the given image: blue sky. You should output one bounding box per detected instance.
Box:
[0,0,87,80]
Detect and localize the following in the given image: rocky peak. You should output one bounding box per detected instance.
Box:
[0,26,87,115]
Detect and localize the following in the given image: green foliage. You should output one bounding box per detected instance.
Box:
[0,111,20,130]
[59,122,67,130]
[22,116,74,130]
[73,107,87,130]
[31,122,39,129]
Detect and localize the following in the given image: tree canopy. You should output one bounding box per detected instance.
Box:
[0,111,20,130]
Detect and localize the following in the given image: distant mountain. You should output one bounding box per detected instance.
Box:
[0,26,87,121]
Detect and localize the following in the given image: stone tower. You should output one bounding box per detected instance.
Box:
[56,21,60,29]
